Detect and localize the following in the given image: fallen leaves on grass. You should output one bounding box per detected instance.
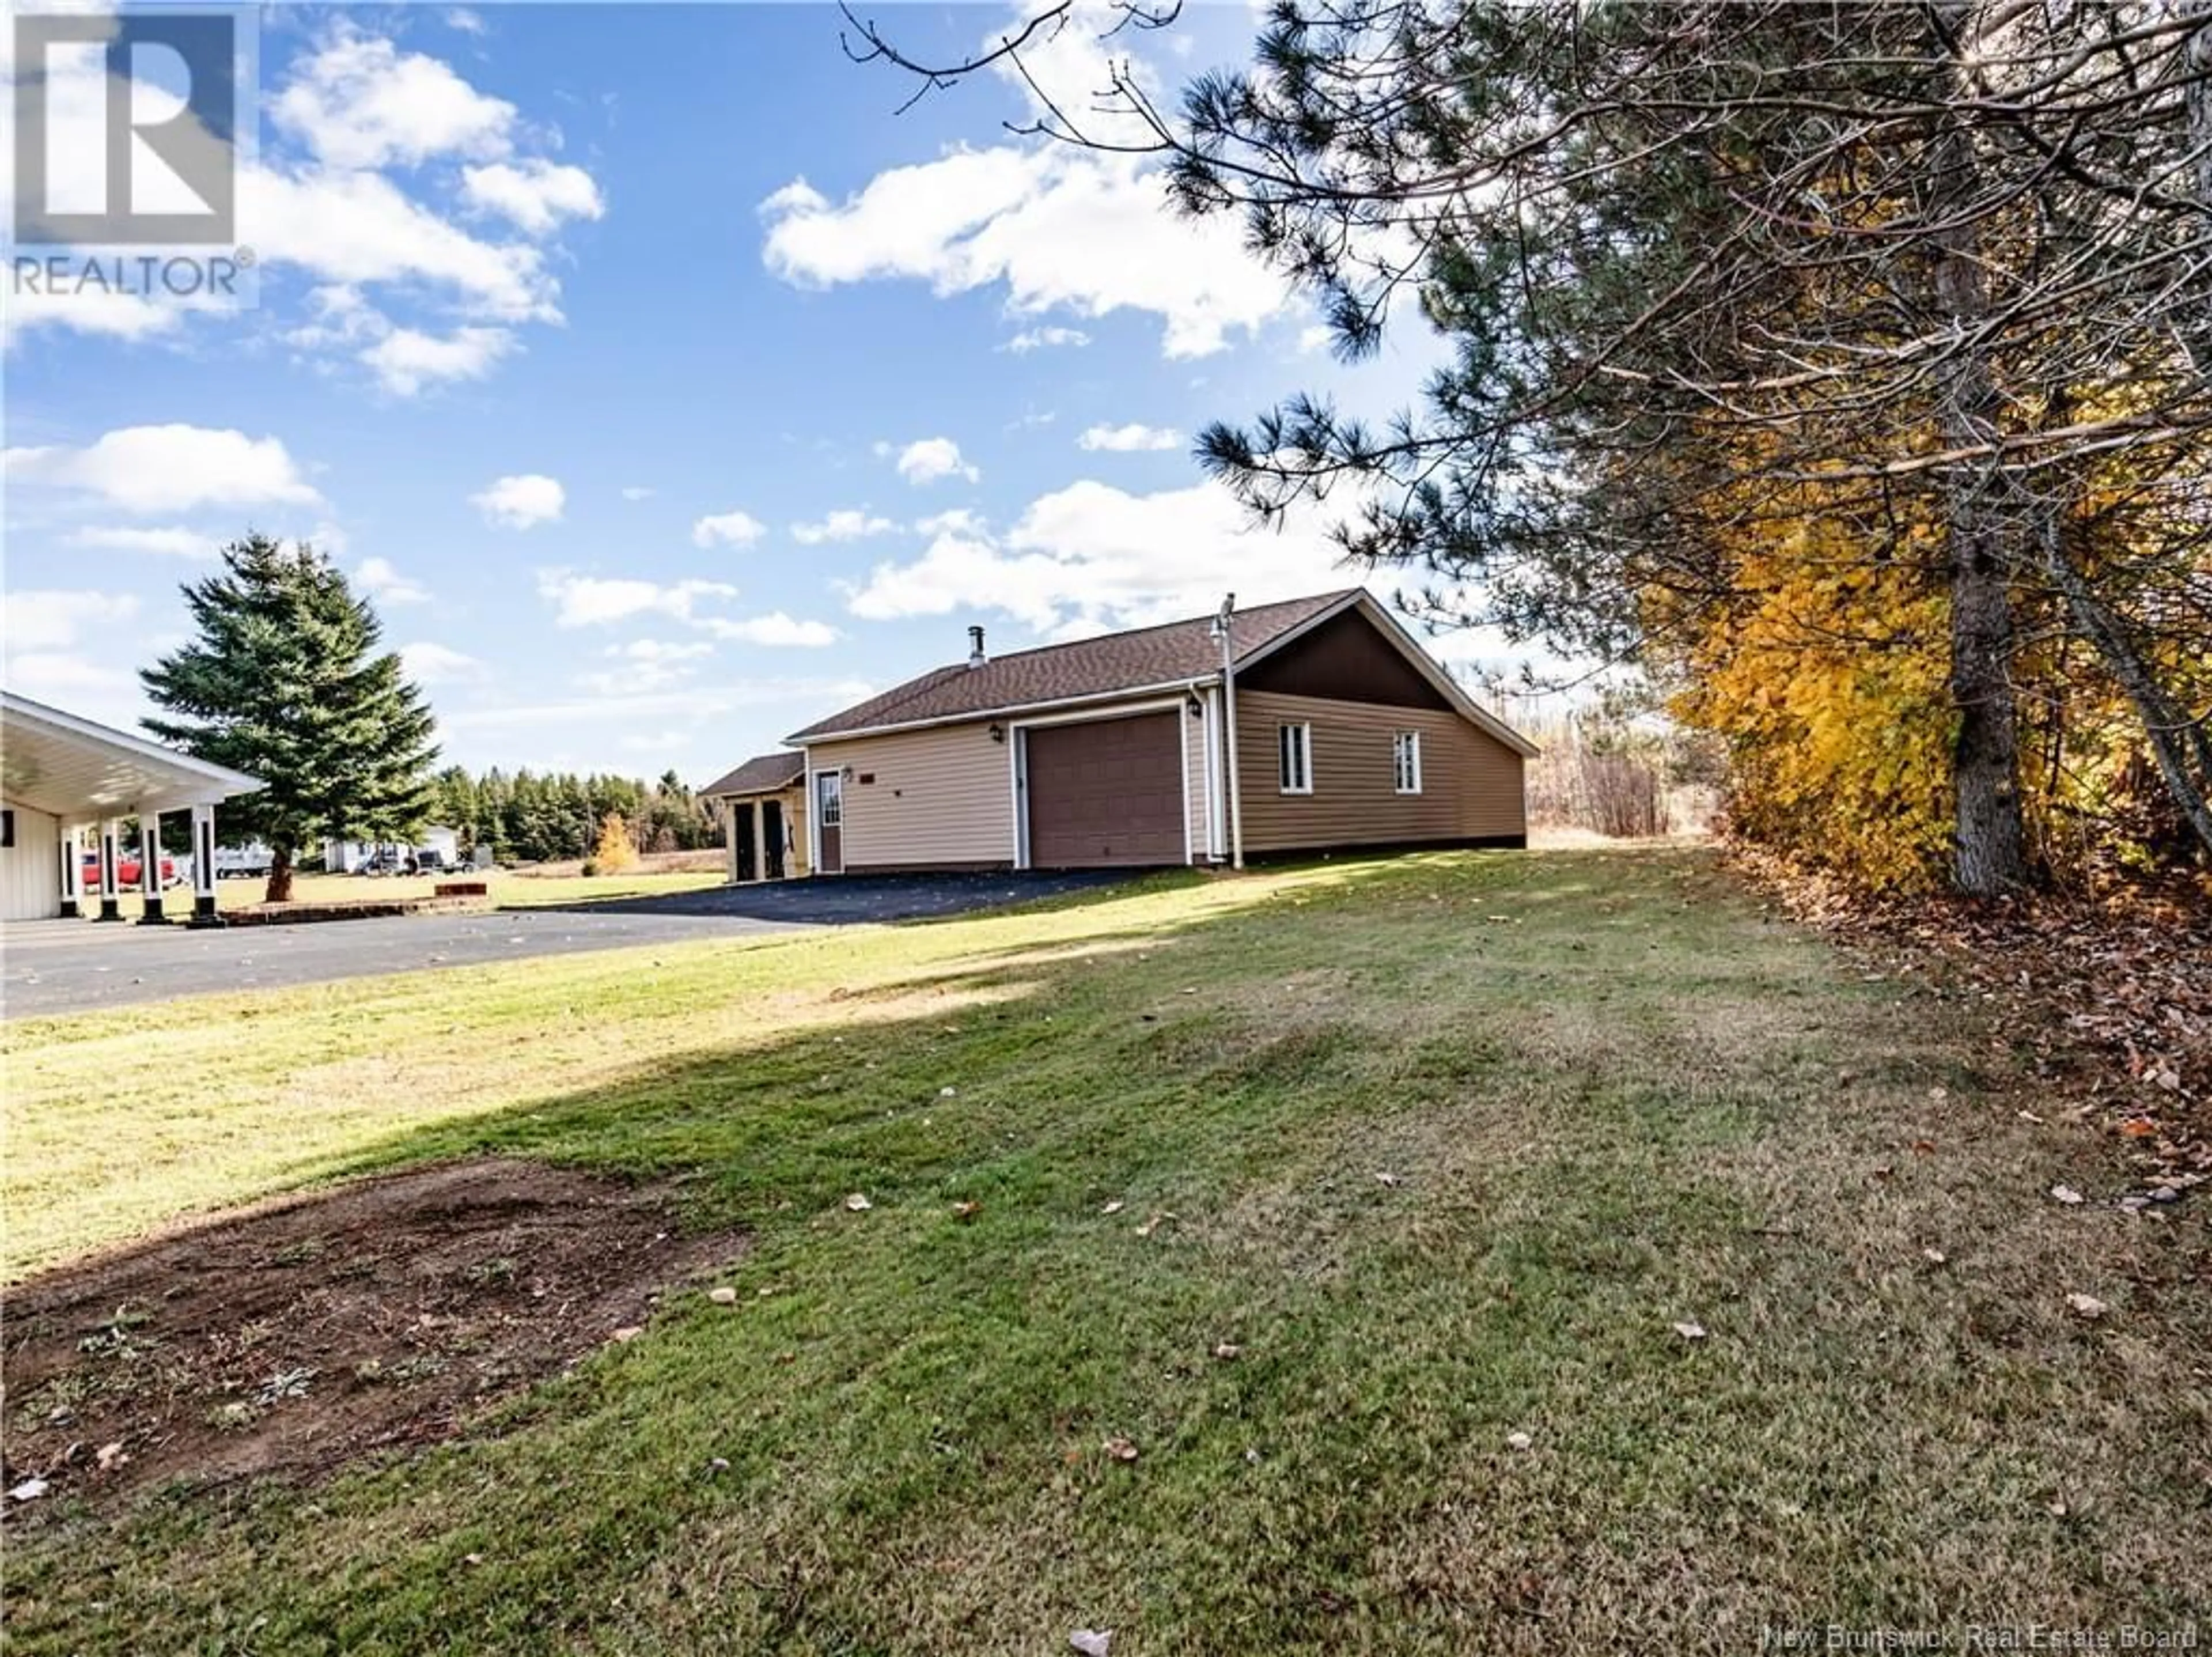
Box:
[843,1193,873,1213]
[1213,1342,1241,1361]
[708,1287,738,1306]
[1101,1437,1139,1463]
[1732,846,2209,1187]
[950,1201,982,1221]
[1133,1212,1176,1238]
[1099,1200,1125,1216]
[1505,1431,1533,1452]
[2051,1185,2086,1206]
[1672,1321,1709,1341]
[611,1325,645,1343]
[1070,1631,1113,1656]
[2066,1293,2109,1320]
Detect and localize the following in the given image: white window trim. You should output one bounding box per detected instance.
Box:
[1394,730,1423,795]
[1278,722,1313,795]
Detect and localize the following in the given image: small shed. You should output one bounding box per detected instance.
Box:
[702,752,809,884]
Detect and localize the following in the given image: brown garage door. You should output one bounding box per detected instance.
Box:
[1025,713,1184,868]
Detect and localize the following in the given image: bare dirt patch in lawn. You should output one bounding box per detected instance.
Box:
[2,1159,744,1519]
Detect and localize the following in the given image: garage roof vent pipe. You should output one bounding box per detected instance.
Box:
[968,625,987,668]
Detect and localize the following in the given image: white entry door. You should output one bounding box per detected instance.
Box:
[814,771,844,874]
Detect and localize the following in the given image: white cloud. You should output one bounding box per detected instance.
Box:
[400,641,487,684]
[272,29,515,170]
[246,165,561,324]
[357,557,430,606]
[581,638,712,695]
[68,526,217,558]
[4,426,322,514]
[1005,326,1091,353]
[3,591,141,651]
[1078,422,1183,453]
[620,486,656,502]
[913,508,984,537]
[790,509,897,546]
[537,572,738,627]
[2,25,583,385]
[760,146,1293,360]
[362,324,516,396]
[891,437,979,487]
[698,612,839,648]
[1,285,196,345]
[471,472,565,529]
[445,8,488,36]
[1,651,138,703]
[845,476,1355,634]
[692,510,767,550]
[461,160,605,235]
[605,638,712,665]
[443,676,873,733]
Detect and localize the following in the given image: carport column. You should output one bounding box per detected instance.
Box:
[58,822,84,919]
[95,818,124,921]
[188,803,221,925]
[137,813,170,923]
[752,800,767,883]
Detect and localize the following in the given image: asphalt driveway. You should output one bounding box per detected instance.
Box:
[1,871,1140,1019]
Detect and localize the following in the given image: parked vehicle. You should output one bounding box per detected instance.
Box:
[214,843,275,880]
[81,849,179,888]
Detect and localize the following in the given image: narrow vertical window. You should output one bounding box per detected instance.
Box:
[1393,731,1423,794]
[1278,723,1312,793]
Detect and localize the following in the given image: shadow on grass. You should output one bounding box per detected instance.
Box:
[521,868,1166,925]
[13,842,2209,1654]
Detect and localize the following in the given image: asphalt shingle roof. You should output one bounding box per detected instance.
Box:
[700,751,806,797]
[788,589,1359,742]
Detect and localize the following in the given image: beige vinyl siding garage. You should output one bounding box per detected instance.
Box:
[813,721,1014,871]
[1233,690,1525,854]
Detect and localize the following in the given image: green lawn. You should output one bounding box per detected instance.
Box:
[5,849,2206,1650]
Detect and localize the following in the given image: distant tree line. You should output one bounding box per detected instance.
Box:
[427,766,718,863]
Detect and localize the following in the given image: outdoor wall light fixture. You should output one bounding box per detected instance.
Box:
[988,722,1006,744]
[1186,696,1203,717]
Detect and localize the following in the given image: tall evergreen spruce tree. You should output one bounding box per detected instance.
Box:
[142,534,440,903]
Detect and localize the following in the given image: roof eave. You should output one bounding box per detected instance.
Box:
[787,674,1224,746]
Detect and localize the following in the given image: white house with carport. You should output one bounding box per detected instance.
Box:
[0,691,262,924]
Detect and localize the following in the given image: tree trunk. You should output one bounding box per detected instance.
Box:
[2039,517,2212,861]
[2187,0,2212,374]
[265,843,295,905]
[1931,4,2032,895]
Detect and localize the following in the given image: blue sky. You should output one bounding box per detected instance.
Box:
[4,2,1496,784]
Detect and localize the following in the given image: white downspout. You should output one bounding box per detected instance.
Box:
[1188,678,1221,861]
[1215,594,1244,870]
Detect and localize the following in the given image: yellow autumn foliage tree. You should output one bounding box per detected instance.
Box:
[1666,509,1956,887]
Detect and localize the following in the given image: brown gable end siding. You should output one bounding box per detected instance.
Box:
[789,591,1357,740]
[1238,608,1453,710]
[1233,690,1525,853]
